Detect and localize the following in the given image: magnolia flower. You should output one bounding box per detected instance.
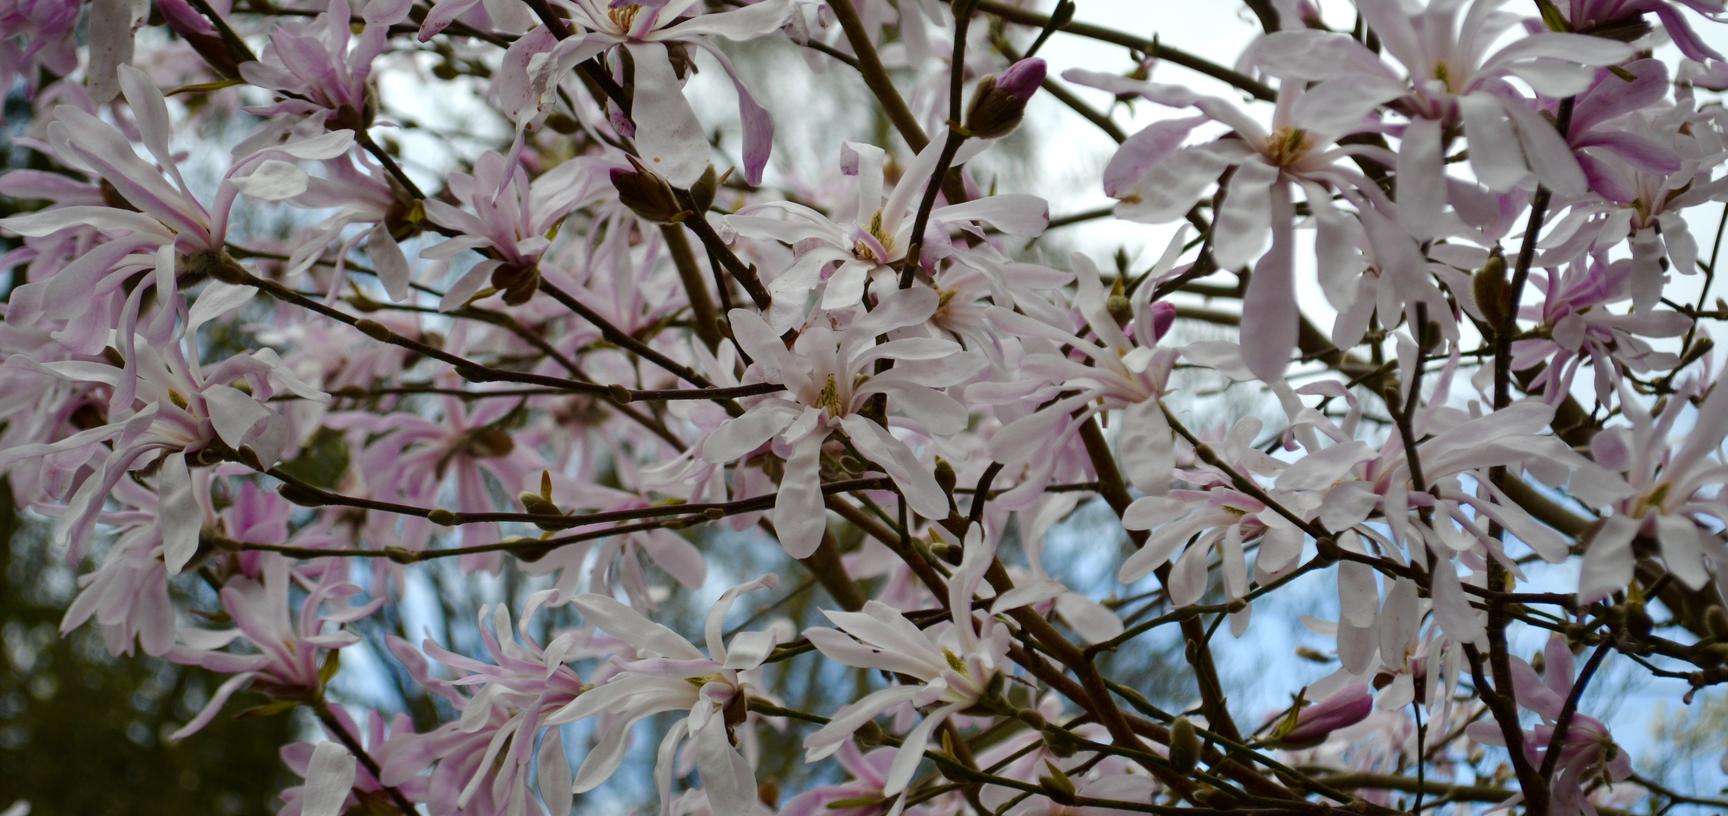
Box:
[700,287,980,557]
[239,0,410,130]
[802,526,1007,813]
[277,709,429,816]
[727,135,1048,319]
[439,0,797,186]
[1545,78,1728,310]
[544,576,782,816]
[1562,0,1726,61]
[57,476,178,656]
[779,742,947,816]
[165,556,382,740]
[1265,683,1375,748]
[0,67,355,330]
[420,151,612,309]
[391,603,586,816]
[986,248,1181,503]
[1250,1,1636,207]
[0,325,322,567]
[1574,376,1728,602]
[336,375,547,566]
[1064,68,1397,378]
[1510,253,1689,405]
[1466,635,1632,814]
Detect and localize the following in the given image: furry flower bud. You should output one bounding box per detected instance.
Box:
[611,156,688,223]
[964,58,1046,139]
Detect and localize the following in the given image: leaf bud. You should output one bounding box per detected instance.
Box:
[1039,760,1077,804]
[1168,716,1201,772]
[278,483,328,507]
[933,456,958,496]
[855,720,885,748]
[1705,605,1728,639]
[1472,248,1512,330]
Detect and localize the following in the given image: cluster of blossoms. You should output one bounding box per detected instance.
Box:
[7,0,1728,814]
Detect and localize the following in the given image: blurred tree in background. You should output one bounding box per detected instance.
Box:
[0,481,297,814]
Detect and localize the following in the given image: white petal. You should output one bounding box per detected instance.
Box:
[232,160,310,201]
[301,741,357,816]
[570,594,705,660]
[158,452,200,574]
[625,43,709,188]
[1117,399,1173,496]
[366,225,412,302]
[694,719,757,816]
[538,727,573,816]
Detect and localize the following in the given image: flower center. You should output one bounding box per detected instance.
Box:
[1432,61,1456,94]
[932,287,959,323]
[852,209,895,263]
[815,373,845,416]
[1263,126,1313,168]
[608,4,642,33]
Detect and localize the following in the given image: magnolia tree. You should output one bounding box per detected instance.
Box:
[7,0,1728,813]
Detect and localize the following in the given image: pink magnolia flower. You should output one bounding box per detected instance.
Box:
[277,708,430,816]
[700,287,980,557]
[336,372,546,566]
[420,151,613,309]
[1266,683,1375,748]
[0,328,322,567]
[801,526,1007,814]
[1467,635,1632,815]
[239,0,411,130]
[1562,0,1726,61]
[1064,68,1398,378]
[0,0,78,106]
[985,248,1181,504]
[57,476,179,656]
[543,577,781,816]
[451,0,796,186]
[1251,2,1636,207]
[779,742,946,816]
[388,604,586,816]
[1544,80,1728,310]
[165,555,382,740]
[1573,375,1728,602]
[727,136,1048,320]
[1509,253,1690,405]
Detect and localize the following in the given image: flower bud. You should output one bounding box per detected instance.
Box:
[611,156,688,223]
[490,262,540,306]
[964,58,1046,139]
[1268,683,1373,748]
[519,491,559,516]
[1148,300,1177,342]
